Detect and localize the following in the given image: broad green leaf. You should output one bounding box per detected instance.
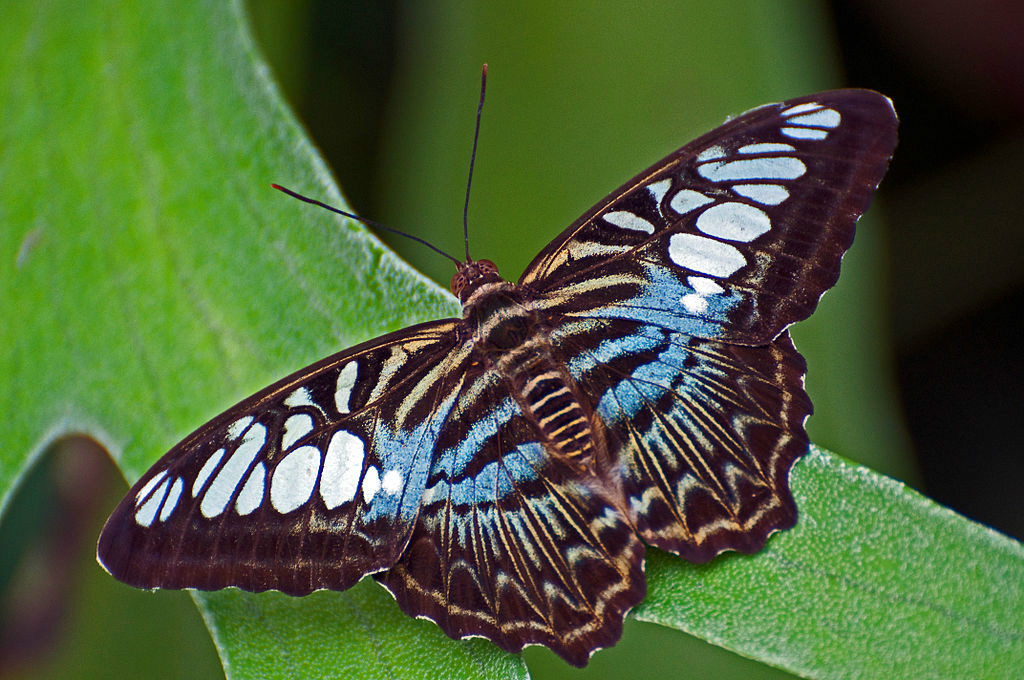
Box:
[638,447,1024,678]
[2,2,1021,680]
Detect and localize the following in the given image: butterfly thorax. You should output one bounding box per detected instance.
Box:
[462,273,599,472]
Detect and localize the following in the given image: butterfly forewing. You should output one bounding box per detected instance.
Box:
[98,320,465,594]
[98,89,898,667]
[524,90,898,345]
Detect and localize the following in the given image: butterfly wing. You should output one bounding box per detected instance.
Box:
[375,367,645,666]
[98,319,468,595]
[559,317,812,560]
[98,313,647,665]
[524,90,897,558]
[523,89,898,345]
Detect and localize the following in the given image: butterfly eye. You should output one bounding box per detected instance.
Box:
[450,270,467,297]
[451,259,502,299]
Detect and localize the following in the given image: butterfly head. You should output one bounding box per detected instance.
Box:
[451,259,502,302]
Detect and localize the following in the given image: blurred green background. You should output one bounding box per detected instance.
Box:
[2,1,1021,678]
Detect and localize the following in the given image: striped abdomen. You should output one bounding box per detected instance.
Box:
[466,280,597,468]
[513,354,595,467]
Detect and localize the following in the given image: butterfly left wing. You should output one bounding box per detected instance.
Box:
[98,312,647,665]
[98,319,468,595]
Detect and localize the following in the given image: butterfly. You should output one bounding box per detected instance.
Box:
[98,87,898,667]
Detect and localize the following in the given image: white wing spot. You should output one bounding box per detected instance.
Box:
[681,276,724,315]
[135,469,168,505]
[689,276,725,295]
[334,361,358,414]
[669,189,713,215]
[193,448,224,497]
[668,234,746,278]
[271,446,321,514]
[201,423,267,518]
[731,183,789,205]
[227,416,254,440]
[681,294,708,315]
[782,102,820,116]
[159,477,184,522]
[696,202,771,242]
[284,386,320,411]
[738,142,796,154]
[135,475,170,527]
[698,156,806,182]
[646,178,672,207]
[281,413,314,451]
[235,462,265,515]
[603,210,654,234]
[697,145,726,161]
[788,108,840,129]
[362,466,381,504]
[781,126,828,140]
[321,429,364,509]
[382,469,403,495]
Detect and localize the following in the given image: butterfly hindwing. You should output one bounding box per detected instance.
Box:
[556,317,811,561]
[98,320,465,594]
[524,90,898,345]
[375,366,645,665]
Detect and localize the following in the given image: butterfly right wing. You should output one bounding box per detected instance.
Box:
[97,318,469,595]
[523,90,897,562]
[522,90,898,346]
[558,317,812,562]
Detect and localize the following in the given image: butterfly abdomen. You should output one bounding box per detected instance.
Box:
[514,357,595,467]
[467,280,598,469]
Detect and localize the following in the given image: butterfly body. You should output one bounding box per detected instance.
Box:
[460,269,599,472]
[99,90,898,666]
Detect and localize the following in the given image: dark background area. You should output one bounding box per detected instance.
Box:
[831,0,1023,541]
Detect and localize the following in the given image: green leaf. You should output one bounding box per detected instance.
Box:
[193,585,523,679]
[638,447,1024,678]
[2,2,1022,680]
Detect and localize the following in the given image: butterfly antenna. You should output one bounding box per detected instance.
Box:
[462,63,487,263]
[271,184,462,267]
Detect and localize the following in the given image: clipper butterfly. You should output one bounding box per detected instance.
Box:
[98,87,898,666]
